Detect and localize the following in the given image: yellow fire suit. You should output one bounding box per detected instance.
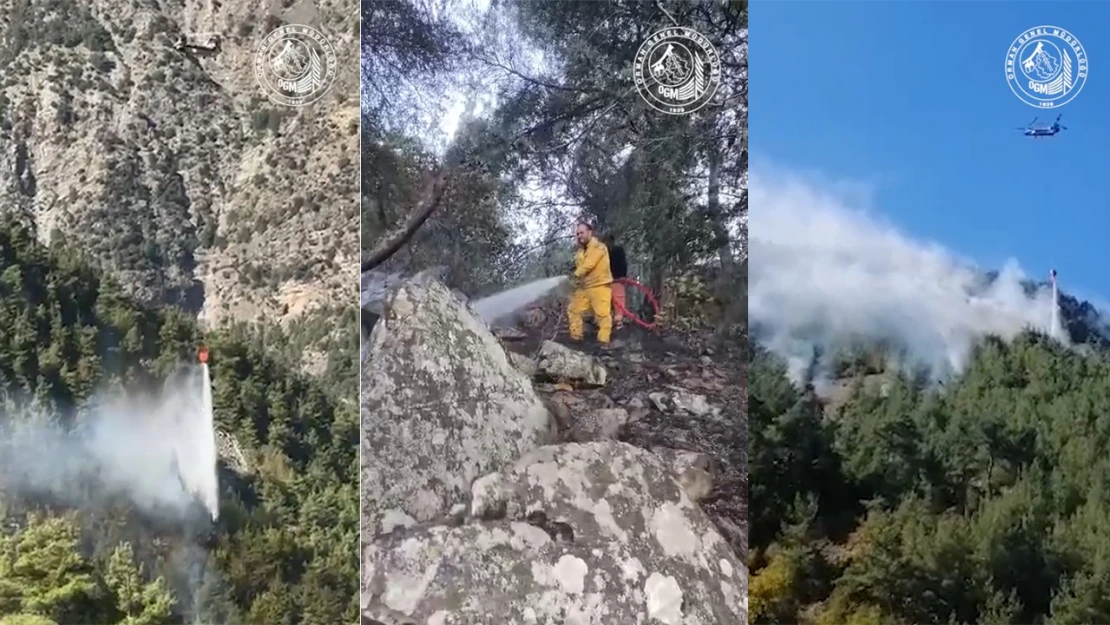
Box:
[567,236,613,344]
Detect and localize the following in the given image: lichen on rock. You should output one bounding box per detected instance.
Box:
[363,442,747,624]
[360,277,747,625]
[360,277,552,541]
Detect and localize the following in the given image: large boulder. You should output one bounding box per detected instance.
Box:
[363,442,747,624]
[536,340,607,386]
[361,267,450,348]
[360,275,553,541]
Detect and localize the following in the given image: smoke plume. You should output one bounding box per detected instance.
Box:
[749,168,1063,382]
[0,364,220,521]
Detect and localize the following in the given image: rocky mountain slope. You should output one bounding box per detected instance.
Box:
[361,275,746,623]
[0,0,359,327]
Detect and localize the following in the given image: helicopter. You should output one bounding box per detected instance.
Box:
[1015,114,1067,138]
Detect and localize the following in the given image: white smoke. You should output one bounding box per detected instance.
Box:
[0,364,220,521]
[750,168,1064,382]
[471,276,568,324]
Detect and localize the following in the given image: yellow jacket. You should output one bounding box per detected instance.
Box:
[574,236,612,288]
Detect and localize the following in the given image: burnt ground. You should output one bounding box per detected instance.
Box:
[497,297,749,559]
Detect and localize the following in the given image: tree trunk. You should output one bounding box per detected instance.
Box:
[645,259,665,323]
[705,131,735,272]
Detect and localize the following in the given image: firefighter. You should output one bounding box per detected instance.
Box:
[566,221,613,345]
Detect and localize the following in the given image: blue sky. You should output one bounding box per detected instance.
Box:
[751,1,1110,302]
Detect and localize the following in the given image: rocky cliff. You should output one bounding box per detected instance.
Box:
[0,0,358,326]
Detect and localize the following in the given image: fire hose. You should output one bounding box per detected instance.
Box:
[612,277,660,330]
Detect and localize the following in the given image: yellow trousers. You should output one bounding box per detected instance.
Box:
[568,285,612,344]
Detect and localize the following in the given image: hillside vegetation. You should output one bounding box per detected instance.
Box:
[0,217,358,624]
[750,330,1110,625]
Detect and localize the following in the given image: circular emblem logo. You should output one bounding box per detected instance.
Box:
[634,27,721,115]
[255,24,337,107]
[1005,26,1088,109]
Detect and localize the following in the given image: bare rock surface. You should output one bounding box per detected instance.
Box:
[651,447,715,502]
[0,0,359,326]
[361,280,746,624]
[364,442,747,624]
[360,276,552,542]
[543,390,628,442]
[514,296,748,560]
[537,340,607,386]
[507,351,538,378]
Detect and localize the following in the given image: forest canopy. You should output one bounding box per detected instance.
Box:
[0,216,357,624]
[750,330,1110,625]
